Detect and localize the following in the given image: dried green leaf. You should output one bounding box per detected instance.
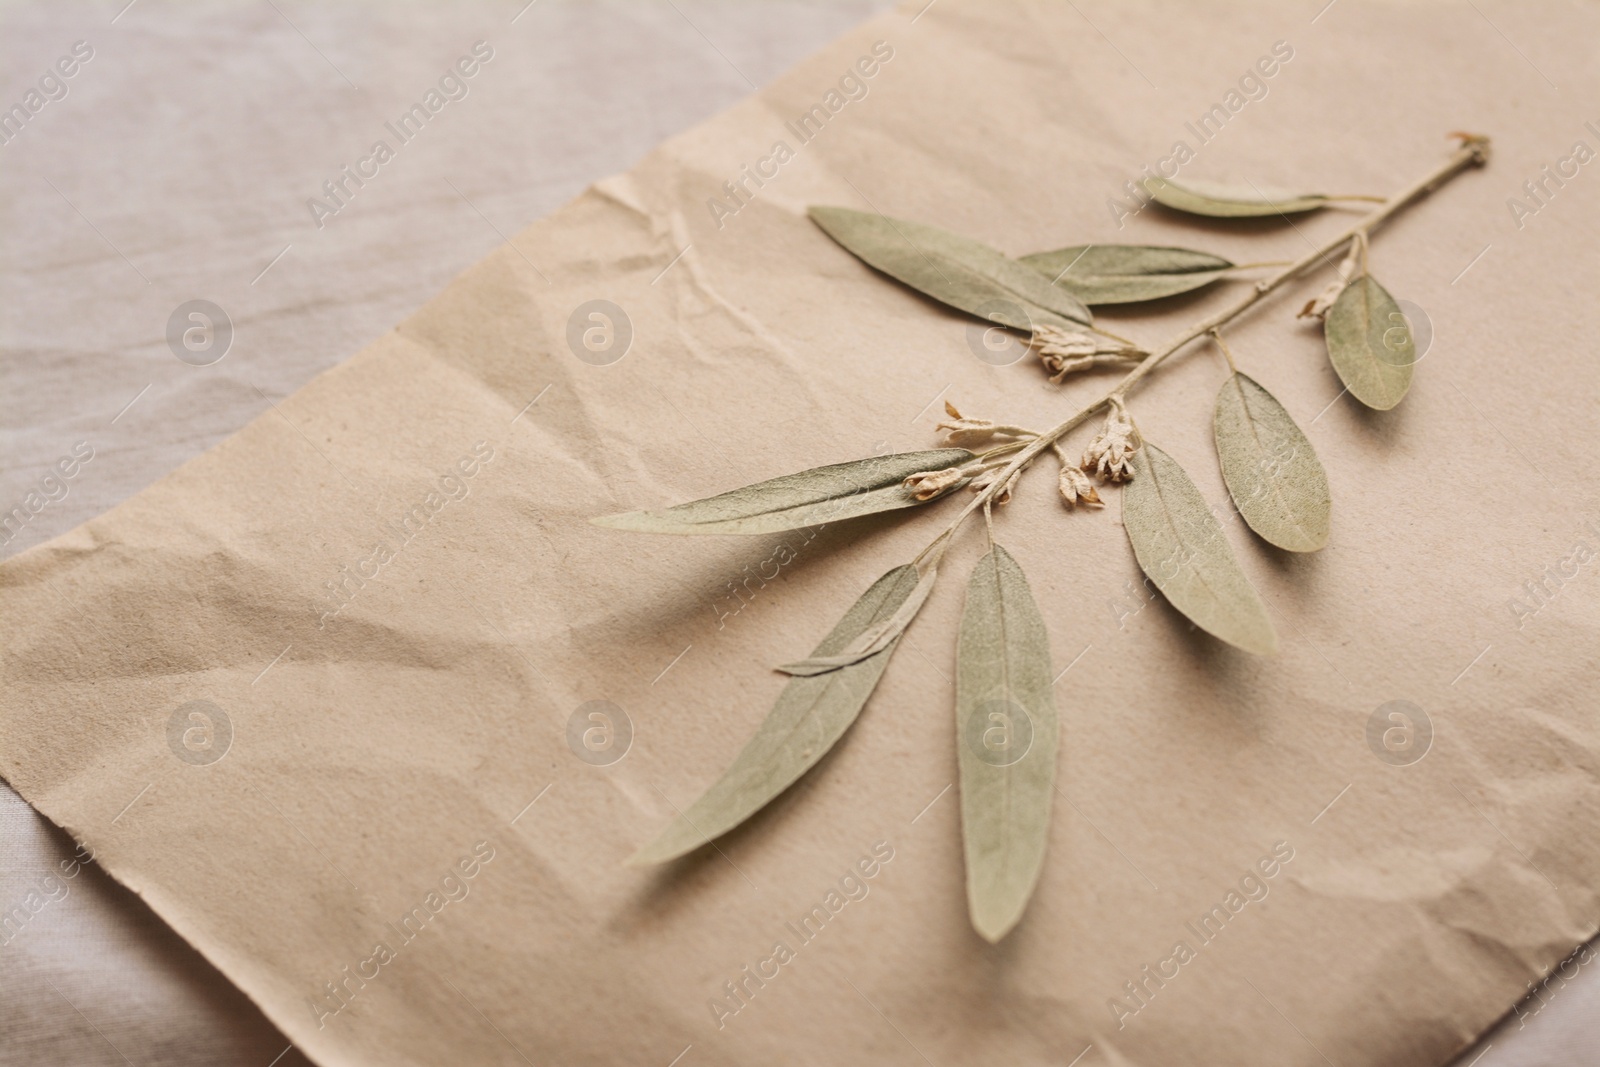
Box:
[956,544,1058,942]
[1122,444,1278,655]
[1020,244,1234,304]
[1324,274,1415,410]
[778,566,937,676]
[593,450,973,535]
[1213,373,1331,552]
[629,565,920,865]
[808,206,1093,330]
[1142,177,1328,218]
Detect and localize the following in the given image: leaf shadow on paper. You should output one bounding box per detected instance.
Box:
[1115,562,1283,735]
[607,716,861,930]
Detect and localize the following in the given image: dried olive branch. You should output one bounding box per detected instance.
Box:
[603,134,1488,944]
[924,136,1489,549]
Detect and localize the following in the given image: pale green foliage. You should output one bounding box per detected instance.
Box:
[1122,444,1278,655]
[1021,244,1234,304]
[956,544,1059,942]
[809,206,1093,329]
[1143,176,1328,217]
[1324,274,1415,410]
[594,450,973,535]
[1213,372,1331,552]
[629,565,921,865]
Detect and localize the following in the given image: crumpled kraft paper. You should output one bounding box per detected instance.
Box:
[4,2,1599,1064]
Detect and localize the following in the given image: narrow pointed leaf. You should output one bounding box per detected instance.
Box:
[957,544,1058,942]
[1142,177,1328,218]
[1020,244,1234,304]
[809,206,1093,329]
[1324,274,1415,410]
[778,566,937,676]
[1213,373,1331,552]
[1122,444,1278,655]
[630,565,921,864]
[593,450,973,535]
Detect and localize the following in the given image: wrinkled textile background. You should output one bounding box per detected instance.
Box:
[3,2,1599,1066]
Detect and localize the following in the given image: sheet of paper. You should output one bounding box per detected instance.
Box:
[3,2,1597,1065]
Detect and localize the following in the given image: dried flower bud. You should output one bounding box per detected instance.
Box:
[969,466,1020,505]
[1032,325,1142,382]
[936,417,1001,447]
[1297,240,1362,320]
[1297,280,1344,320]
[1058,465,1103,508]
[1041,353,1101,382]
[1037,353,1077,382]
[1032,324,1100,359]
[934,401,1033,447]
[1452,131,1492,165]
[903,466,967,500]
[996,469,1020,504]
[1081,399,1139,483]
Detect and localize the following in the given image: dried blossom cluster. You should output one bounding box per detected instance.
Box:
[1030,324,1141,383]
[903,465,968,501]
[1056,465,1102,509]
[1080,397,1138,482]
[969,466,1021,504]
[903,397,1141,513]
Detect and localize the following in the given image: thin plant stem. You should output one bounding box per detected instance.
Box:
[1210,328,1239,373]
[975,438,1034,462]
